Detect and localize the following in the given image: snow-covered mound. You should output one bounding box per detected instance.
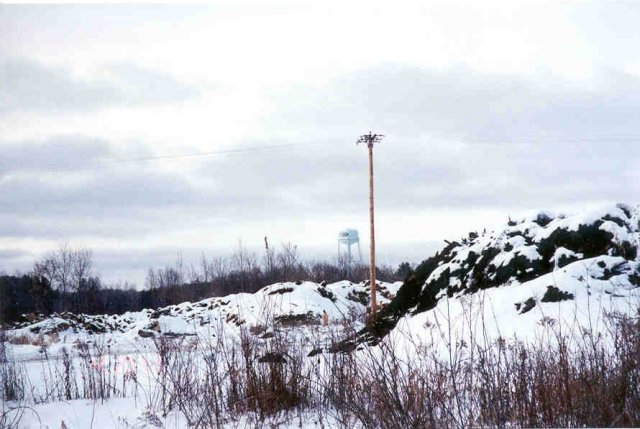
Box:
[5,280,401,353]
[370,203,640,342]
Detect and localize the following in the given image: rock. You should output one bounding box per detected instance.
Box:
[138,329,156,338]
[141,321,160,333]
[150,308,171,319]
[274,311,318,327]
[307,348,322,357]
[268,287,294,295]
[541,286,574,303]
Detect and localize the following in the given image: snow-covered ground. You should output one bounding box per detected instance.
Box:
[376,203,640,356]
[9,399,351,429]
[4,280,402,362]
[3,204,640,428]
[2,280,402,429]
[388,254,640,359]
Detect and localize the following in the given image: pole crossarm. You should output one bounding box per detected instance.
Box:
[356,132,385,147]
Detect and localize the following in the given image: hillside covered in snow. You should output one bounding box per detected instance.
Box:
[4,280,401,359]
[369,203,640,345]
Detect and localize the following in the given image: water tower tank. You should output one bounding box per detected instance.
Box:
[338,228,362,265]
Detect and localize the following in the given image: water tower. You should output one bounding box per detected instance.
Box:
[338,228,362,266]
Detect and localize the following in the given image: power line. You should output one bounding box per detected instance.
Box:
[9,142,325,176]
[446,135,640,144]
[4,133,636,177]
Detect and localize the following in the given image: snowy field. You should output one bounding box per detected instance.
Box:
[3,281,403,428]
[3,273,638,428]
[3,204,640,428]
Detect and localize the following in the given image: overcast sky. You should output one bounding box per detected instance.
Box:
[1,1,639,285]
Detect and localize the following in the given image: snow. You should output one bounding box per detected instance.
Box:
[10,398,187,429]
[532,204,633,243]
[5,280,402,360]
[11,399,343,428]
[551,246,583,267]
[389,255,640,359]
[422,202,639,296]
[490,244,541,268]
[3,203,639,428]
[390,203,640,361]
[158,315,196,336]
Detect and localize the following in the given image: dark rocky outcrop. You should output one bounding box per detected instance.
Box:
[364,204,639,343]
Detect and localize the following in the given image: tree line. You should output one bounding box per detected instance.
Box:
[0,241,413,324]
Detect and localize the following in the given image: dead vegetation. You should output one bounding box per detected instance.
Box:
[5,332,56,347]
[2,303,639,428]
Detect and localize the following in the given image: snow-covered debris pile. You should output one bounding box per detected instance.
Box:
[5,280,401,345]
[370,203,640,340]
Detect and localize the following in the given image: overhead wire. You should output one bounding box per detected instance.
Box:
[2,134,638,177]
[5,141,327,176]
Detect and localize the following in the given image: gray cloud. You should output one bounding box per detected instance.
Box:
[262,65,640,209]
[0,58,200,113]
[0,136,301,240]
[0,170,198,236]
[3,62,639,244]
[0,135,112,175]
[275,65,640,141]
[0,135,199,238]
[0,248,34,275]
[194,137,635,218]
[0,248,30,261]
[1,65,639,282]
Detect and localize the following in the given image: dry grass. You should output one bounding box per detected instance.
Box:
[140,307,640,428]
[6,333,49,347]
[2,304,639,428]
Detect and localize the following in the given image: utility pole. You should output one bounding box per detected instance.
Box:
[357,131,384,316]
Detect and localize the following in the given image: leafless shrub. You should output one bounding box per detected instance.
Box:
[6,333,47,347]
[1,331,26,403]
[2,299,639,428]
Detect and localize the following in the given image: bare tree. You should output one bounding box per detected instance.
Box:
[33,244,95,311]
[231,240,256,273]
[209,257,229,281]
[159,267,181,288]
[276,241,299,282]
[145,268,159,290]
[186,262,202,284]
[71,248,93,293]
[229,241,258,292]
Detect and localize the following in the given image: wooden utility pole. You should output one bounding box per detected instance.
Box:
[357,131,384,316]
